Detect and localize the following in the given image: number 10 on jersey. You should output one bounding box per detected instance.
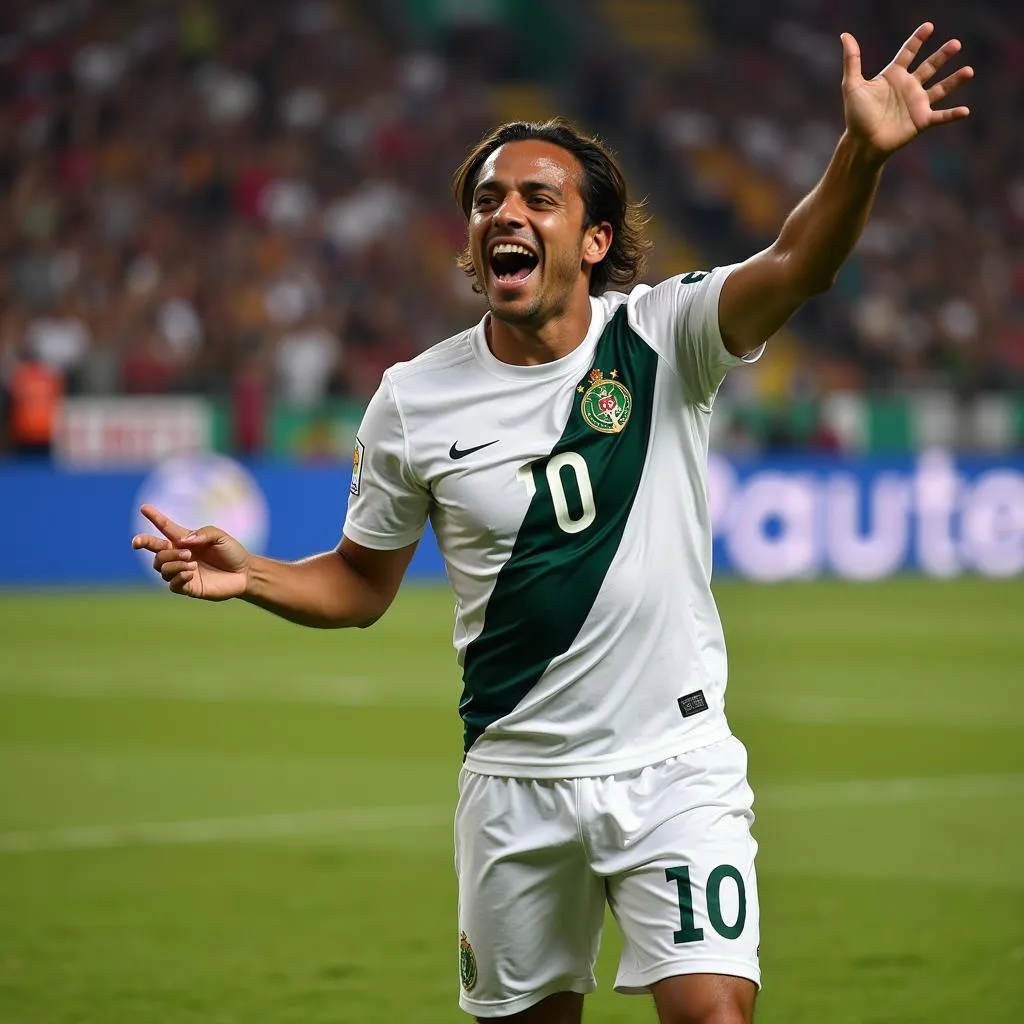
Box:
[517,452,596,535]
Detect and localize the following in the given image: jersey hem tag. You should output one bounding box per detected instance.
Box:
[677,690,709,718]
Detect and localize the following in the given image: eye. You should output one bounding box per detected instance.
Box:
[474,194,498,210]
[528,194,554,206]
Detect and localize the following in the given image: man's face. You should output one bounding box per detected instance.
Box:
[468,140,607,327]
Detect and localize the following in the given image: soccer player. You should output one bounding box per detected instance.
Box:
[133,24,971,1024]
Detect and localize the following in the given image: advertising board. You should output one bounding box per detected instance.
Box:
[2,451,1021,585]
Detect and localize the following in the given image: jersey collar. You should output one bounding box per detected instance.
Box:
[470,296,605,382]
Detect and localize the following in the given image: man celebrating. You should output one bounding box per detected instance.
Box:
[134,24,971,1024]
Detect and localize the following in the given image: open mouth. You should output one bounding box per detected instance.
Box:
[489,242,539,287]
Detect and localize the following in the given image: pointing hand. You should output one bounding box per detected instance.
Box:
[131,504,250,600]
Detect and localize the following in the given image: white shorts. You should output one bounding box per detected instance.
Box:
[454,735,760,1018]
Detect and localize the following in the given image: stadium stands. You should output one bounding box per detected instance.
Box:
[1,0,1022,454]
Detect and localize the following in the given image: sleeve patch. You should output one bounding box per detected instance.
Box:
[350,437,366,496]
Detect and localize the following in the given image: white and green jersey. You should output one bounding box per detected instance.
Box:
[343,266,761,778]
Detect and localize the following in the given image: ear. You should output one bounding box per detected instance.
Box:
[582,221,613,268]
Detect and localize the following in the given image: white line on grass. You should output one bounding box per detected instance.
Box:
[0,671,377,705]
[4,676,1021,725]
[0,804,451,853]
[738,694,1023,729]
[758,772,1024,807]
[1,773,1022,855]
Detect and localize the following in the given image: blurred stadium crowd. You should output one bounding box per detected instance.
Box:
[1,0,1022,454]
[597,1,1024,397]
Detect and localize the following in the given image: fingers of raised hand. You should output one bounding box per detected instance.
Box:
[927,65,974,105]
[914,38,962,84]
[132,534,171,555]
[927,103,971,126]
[154,548,197,580]
[139,504,189,543]
[840,32,862,84]
[893,22,934,70]
[168,570,197,596]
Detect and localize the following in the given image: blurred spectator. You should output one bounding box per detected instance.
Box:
[7,349,63,457]
[275,316,344,405]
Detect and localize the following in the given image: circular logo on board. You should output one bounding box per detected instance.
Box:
[132,454,269,580]
[579,367,632,434]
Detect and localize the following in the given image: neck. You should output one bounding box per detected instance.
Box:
[487,286,594,366]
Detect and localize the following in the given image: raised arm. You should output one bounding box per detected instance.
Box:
[132,504,416,629]
[718,22,974,358]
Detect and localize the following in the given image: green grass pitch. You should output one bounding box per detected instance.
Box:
[0,579,1022,1023]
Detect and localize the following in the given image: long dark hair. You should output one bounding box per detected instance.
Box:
[452,117,653,296]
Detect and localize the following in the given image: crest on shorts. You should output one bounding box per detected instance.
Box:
[578,368,632,434]
[459,931,478,992]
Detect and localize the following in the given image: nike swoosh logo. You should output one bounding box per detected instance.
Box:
[449,439,500,460]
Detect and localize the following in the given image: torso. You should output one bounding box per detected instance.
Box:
[345,270,749,777]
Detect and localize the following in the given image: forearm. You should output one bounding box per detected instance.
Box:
[773,130,885,294]
[242,549,387,629]
[719,131,886,355]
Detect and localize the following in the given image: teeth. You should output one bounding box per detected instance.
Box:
[492,243,535,258]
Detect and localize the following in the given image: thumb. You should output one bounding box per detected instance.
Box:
[841,31,862,87]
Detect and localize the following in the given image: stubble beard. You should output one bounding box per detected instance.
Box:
[487,290,545,327]
[485,242,583,329]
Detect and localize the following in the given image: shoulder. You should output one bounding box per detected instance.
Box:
[386,326,478,391]
[622,268,736,336]
[594,278,699,333]
[593,288,632,318]
[590,282,668,349]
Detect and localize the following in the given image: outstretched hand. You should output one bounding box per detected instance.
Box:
[841,22,973,160]
[131,504,250,600]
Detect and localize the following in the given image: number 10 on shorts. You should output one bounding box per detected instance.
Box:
[666,865,747,943]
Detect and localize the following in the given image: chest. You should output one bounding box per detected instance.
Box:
[421,376,579,544]
[417,366,673,558]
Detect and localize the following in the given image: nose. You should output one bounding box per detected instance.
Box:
[493,193,527,228]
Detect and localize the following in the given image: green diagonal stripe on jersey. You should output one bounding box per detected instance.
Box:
[460,305,660,752]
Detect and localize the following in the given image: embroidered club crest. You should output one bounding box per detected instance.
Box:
[579,368,632,434]
[459,931,478,992]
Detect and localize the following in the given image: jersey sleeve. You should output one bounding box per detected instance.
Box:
[342,374,430,550]
[628,265,764,408]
